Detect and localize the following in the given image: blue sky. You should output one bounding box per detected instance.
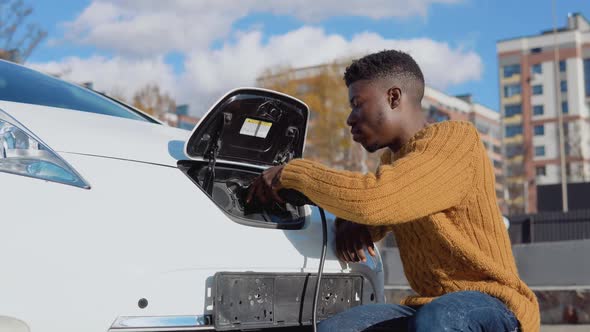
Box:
[25,0,590,116]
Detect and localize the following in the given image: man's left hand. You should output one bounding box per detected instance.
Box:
[246,164,286,206]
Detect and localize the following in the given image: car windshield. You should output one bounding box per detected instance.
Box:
[0,60,156,123]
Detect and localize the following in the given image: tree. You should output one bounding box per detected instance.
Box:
[0,0,47,63]
[132,84,176,119]
[107,86,128,104]
[258,61,381,172]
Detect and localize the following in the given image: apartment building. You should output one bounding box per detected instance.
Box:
[497,13,590,213]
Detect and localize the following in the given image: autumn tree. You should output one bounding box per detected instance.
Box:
[258,61,381,172]
[0,0,46,63]
[106,86,128,104]
[132,84,176,119]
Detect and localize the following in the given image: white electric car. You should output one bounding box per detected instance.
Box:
[0,59,384,332]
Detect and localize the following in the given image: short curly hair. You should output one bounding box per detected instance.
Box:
[344,50,425,104]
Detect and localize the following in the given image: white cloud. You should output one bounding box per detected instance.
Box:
[61,0,463,57]
[30,27,482,116]
[35,0,481,117]
[62,1,240,56]
[260,0,463,21]
[178,27,482,115]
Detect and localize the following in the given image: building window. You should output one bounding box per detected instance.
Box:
[503,64,521,78]
[490,127,501,140]
[532,85,543,95]
[531,64,542,74]
[559,60,566,72]
[493,160,502,169]
[562,101,569,114]
[536,166,546,176]
[493,145,501,154]
[428,106,450,122]
[560,80,567,92]
[531,47,542,54]
[535,146,545,156]
[505,124,523,137]
[506,144,524,158]
[504,84,521,98]
[476,123,490,135]
[504,104,522,117]
[433,112,450,122]
[507,164,524,177]
[533,105,544,115]
[584,59,590,96]
[534,125,544,136]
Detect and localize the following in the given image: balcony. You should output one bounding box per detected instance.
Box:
[506,176,525,183]
[504,134,523,145]
[503,114,522,125]
[501,74,521,85]
[507,195,524,205]
[506,155,524,163]
[502,94,522,105]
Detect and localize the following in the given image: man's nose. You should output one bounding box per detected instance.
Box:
[346,111,357,127]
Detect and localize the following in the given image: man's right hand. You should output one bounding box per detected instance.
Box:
[335,218,376,263]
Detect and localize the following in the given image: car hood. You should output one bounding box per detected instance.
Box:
[0,100,190,167]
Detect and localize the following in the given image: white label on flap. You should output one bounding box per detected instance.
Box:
[255,121,272,138]
[239,118,260,136]
[239,118,272,138]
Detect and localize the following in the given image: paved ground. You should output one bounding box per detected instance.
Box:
[541,325,589,331]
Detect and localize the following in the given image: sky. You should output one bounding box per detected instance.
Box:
[24,0,590,117]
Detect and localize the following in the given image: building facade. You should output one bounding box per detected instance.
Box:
[497,13,590,214]
[162,104,200,130]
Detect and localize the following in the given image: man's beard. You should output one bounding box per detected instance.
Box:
[363,142,380,153]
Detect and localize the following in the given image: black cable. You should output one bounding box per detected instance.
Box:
[312,207,328,332]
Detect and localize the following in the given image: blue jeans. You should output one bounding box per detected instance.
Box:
[318,291,520,332]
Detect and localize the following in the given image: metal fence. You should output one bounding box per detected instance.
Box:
[381,210,590,248]
[508,210,590,244]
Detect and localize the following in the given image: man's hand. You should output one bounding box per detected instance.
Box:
[335,218,376,263]
[246,165,285,206]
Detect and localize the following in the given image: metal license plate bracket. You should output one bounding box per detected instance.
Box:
[213,272,364,331]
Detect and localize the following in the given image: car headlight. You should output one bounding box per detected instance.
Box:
[0,109,90,189]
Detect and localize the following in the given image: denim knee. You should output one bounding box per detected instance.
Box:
[318,303,415,332]
[408,291,520,332]
[409,300,459,331]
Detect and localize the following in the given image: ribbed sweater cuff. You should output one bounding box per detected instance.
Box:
[280,158,314,193]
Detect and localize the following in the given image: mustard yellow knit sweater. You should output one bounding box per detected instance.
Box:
[280,121,540,332]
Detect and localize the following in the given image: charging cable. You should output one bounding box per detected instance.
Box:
[271,189,328,332]
[312,207,328,332]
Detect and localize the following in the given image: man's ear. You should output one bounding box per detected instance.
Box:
[387,87,402,110]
